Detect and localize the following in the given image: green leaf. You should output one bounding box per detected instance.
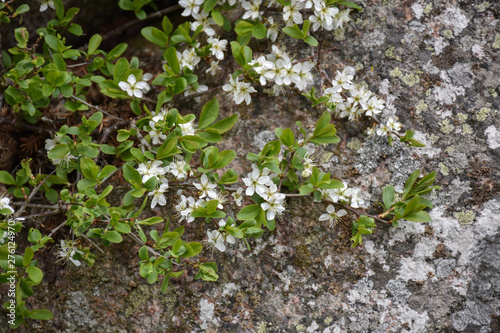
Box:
[88,34,102,55]
[237,204,261,220]
[404,211,431,222]
[103,230,123,243]
[304,35,319,46]
[165,46,180,74]
[23,247,34,266]
[25,309,53,320]
[252,23,266,39]
[48,144,70,159]
[26,266,43,284]
[383,185,395,210]
[235,21,254,36]
[162,16,173,37]
[212,150,236,169]
[279,128,295,147]
[199,98,219,129]
[203,0,218,12]
[211,10,225,26]
[106,43,128,61]
[122,164,142,187]
[0,171,16,185]
[220,169,238,184]
[283,25,304,39]
[404,195,421,216]
[337,1,362,11]
[80,158,99,180]
[68,23,83,36]
[13,4,30,17]
[402,170,420,200]
[209,114,238,133]
[138,216,164,225]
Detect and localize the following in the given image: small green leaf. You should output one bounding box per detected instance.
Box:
[88,34,102,55]
[304,35,318,46]
[209,114,238,133]
[237,204,261,220]
[165,46,180,74]
[404,211,431,222]
[25,309,53,320]
[252,23,266,39]
[0,171,16,185]
[26,266,43,284]
[48,144,70,160]
[283,25,304,39]
[383,185,395,210]
[199,98,219,129]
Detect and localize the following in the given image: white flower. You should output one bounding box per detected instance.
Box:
[136,160,166,183]
[45,135,61,152]
[184,84,208,102]
[175,195,196,223]
[58,240,83,266]
[118,74,151,98]
[334,9,351,29]
[179,119,196,136]
[242,169,272,196]
[194,174,218,199]
[328,183,349,203]
[232,187,244,206]
[206,60,221,75]
[207,229,226,252]
[177,47,201,71]
[148,183,169,208]
[364,96,385,117]
[242,0,262,20]
[168,157,189,180]
[0,197,14,214]
[301,153,316,178]
[233,80,256,105]
[261,196,285,220]
[179,0,204,17]
[218,220,236,244]
[319,205,347,225]
[346,188,366,208]
[283,0,305,24]
[149,125,167,145]
[207,37,228,60]
[40,0,55,12]
[266,17,279,42]
[52,152,77,167]
[191,10,216,36]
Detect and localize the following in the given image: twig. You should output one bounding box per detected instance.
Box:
[278,151,296,191]
[10,203,59,209]
[48,219,68,237]
[70,95,121,120]
[21,209,64,221]
[101,4,182,42]
[130,120,155,154]
[99,119,130,144]
[175,85,223,102]
[128,233,164,258]
[292,46,338,65]
[13,171,55,219]
[81,234,105,254]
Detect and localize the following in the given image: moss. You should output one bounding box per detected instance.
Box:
[402,73,420,87]
[475,2,490,12]
[416,100,428,114]
[428,134,440,144]
[489,88,498,98]
[443,29,454,39]
[319,152,334,164]
[493,34,500,49]
[425,88,431,96]
[457,113,468,123]
[334,28,345,41]
[454,211,475,225]
[324,317,333,324]
[439,119,454,134]
[124,284,177,317]
[390,67,402,78]
[462,124,473,135]
[295,244,312,268]
[296,324,306,331]
[257,321,267,333]
[439,162,449,176]
[385,45,401,61]
[424,3,433,14]
[446,145,455,153]
[347,138,364,152]
[476,107,491,122]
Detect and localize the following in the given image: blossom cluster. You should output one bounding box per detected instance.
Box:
[322,67,402,138]
[118,73,153,98]
[319,183,367,209]
[58,240,83,266]
[242,164,285,220]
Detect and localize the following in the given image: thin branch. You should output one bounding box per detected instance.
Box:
[10,203,59,209]
[70,95,121,120]
[175,85,223,102]
[81,234,105,254]
[21,209,64,221]
[48,219,68,237]
[130,120,156,154]
[13,171,55,219]
[128,233,164,258]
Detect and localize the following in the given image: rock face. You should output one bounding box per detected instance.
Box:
[4,0,500,332]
